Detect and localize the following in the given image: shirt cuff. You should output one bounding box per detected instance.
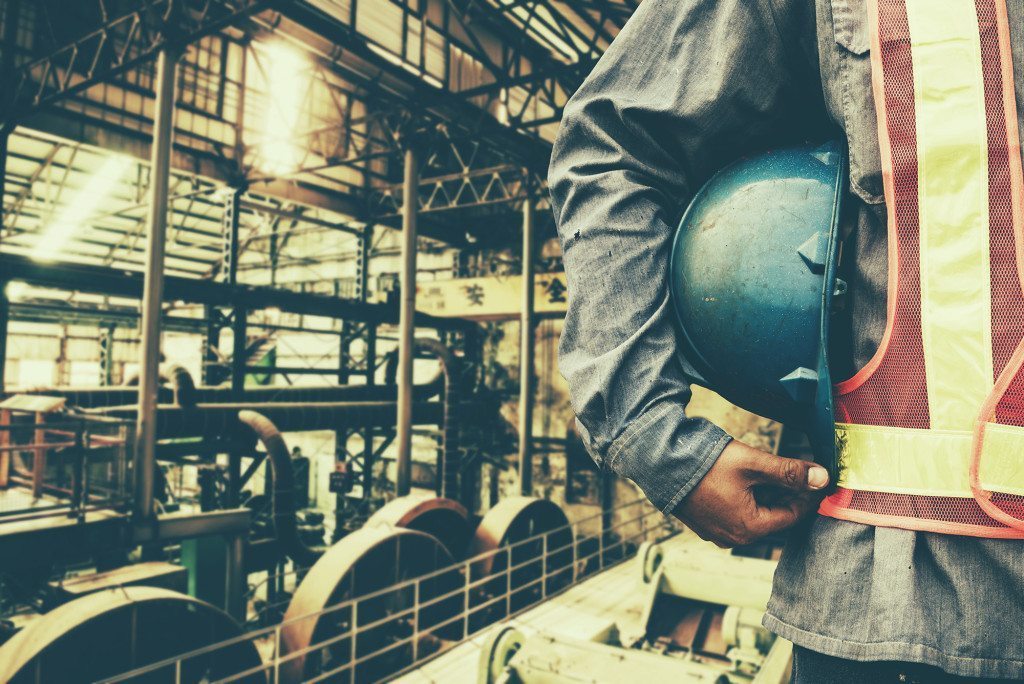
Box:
[606,401,733,514]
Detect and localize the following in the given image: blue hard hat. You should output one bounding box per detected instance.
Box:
[669,141,846,478]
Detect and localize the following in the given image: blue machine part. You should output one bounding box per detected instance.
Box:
[669,141,846,477]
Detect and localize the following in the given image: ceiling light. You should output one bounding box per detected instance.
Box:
[31,155,133,262]
[254,42,309,176]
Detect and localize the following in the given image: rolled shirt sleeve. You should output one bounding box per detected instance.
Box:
[548,0,824,513]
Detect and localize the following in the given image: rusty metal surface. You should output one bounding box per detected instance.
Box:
[0,586,261,683]
[279,525,458,683]
[367,495,470,557]
[468,496,571,574]
[466,497,575,631]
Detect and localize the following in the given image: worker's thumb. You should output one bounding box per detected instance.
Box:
[752,454,829,491]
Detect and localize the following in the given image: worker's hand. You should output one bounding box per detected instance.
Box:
[673,440,829,547]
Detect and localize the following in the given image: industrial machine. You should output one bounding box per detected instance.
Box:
[0,328,526,680]
[476,537,793,684]
[0,476,608,682]
[0,331,784,684]
[0,0,798,681]
[268,492,579,682]
[0,587,263,683]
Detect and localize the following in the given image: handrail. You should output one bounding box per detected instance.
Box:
[95,495,676,684]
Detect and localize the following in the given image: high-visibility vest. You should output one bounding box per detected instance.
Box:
[819,0,1024,537]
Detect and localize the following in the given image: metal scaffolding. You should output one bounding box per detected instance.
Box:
[0,0,635,527]
[0,0,641,638]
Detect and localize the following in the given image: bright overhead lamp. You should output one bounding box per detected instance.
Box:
[31,154,133,262]
[4,281,29,302]
[254,42,309,176]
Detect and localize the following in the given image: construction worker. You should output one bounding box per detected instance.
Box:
[549,1,1024,681]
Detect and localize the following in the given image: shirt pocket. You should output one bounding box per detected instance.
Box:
[829,0,885,205]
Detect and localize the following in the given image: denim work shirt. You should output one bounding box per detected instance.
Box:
[548,0,1024,678]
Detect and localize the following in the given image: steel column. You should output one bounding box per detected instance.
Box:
[222,187,242,285]
[99,323,116,386]
[518,194,536,496]
[231,310,247,397]
[0,130,7,245]
[0,286,8,393]
[395,145,420,497]
[134,48,180,521]
[228,308,247,506]
[202,305,222,385]
[0,127,7,391]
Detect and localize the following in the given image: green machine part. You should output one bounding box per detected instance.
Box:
[181,534,231,613]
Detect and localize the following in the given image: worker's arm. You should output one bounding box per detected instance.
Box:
[548,0,829,545]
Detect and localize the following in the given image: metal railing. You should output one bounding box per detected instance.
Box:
[97,497,680,684]
[0,411,131,521]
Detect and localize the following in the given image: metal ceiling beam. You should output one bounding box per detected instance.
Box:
[273,4,555,166]
[9,300,206,332]
[1,0,280,131]
[0,252,474,329]
[368,164,547,218]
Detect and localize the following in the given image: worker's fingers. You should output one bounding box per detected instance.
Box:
[747,452,829,492]
[746,496,819,538]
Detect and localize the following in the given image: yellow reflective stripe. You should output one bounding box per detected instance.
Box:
[837,423,1024,497]
[905,0,994,431]
[978,424,1024,497]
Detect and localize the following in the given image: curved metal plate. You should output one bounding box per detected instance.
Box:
[466,497,574,630]
[468,496,572,573]
[366,494,470,557]
[0,586,261,683]
[279,526,459,682]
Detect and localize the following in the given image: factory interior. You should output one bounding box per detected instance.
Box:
[0,1,797,682]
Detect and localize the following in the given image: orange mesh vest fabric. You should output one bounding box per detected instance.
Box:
[818,0,1024,537]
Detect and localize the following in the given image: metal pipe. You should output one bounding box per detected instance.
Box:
[518,194,536,496]
[130,508,251,543]
[237,410,325,567]
[134,48,179,521]
[395,145,419,497]
[97,400,445,438]
[8,378,445,408]
[406,338,461,502]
